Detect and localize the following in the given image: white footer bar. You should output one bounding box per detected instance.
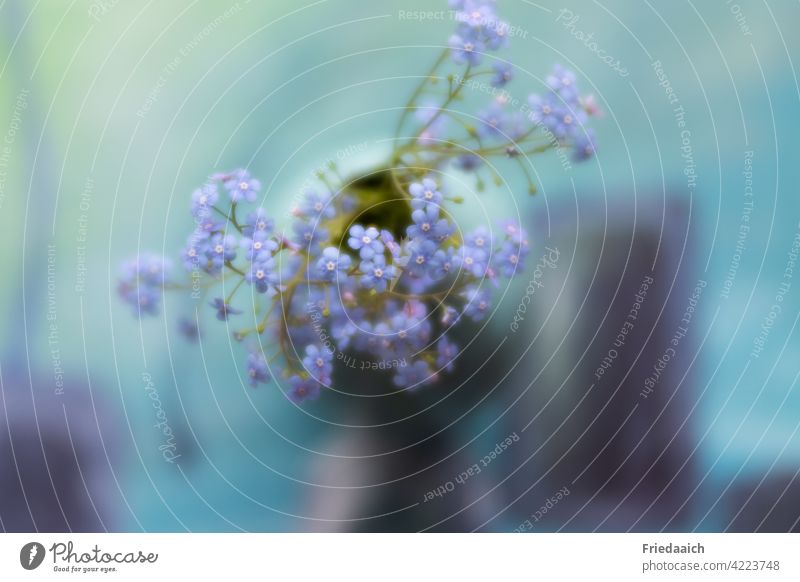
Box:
[1,533,796,580]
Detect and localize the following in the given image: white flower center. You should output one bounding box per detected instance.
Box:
[475,237,485,247]
[415,256,425,265]
[421,223,430,232]
[326,261,336,271]
[362,235,371,244]
[253,241,262,250]
[256,270,265,279]
[239,181,249,190]
[315,357,324,368]
[374,268,383,278]
[215,244,224,254]
[314,202,323,211]
[510,255,518,264]
[424,190,433,200]
[563,114,573,125]
[465,257,474,265]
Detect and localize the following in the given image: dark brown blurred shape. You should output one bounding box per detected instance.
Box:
[507,191,701,531]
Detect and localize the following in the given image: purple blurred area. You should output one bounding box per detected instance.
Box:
[1,367,122,532]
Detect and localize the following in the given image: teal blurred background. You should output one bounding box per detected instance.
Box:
[1,0,799,531]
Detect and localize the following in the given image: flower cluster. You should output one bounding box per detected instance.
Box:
[118,0,600,404]
[403,0,600,177]
[444,56,599,164]
[119,169,529,400]
[117,254,172,316]
[448,0,510,66]
[527,64,597,160]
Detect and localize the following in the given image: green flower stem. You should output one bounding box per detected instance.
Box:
[164,281,215,292]
[224,276,246,303]
[406,135,552,159]
[274,256,313,372]
[230,202,241,231]
[212,203,243,234]
[512,155,538,194]
[316,170,336,192]
[257,301,277,334]
[411,64,472,145]
[225,261,245,277]
[393,48,450,140]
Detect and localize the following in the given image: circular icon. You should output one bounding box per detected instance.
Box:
[20,542,46,570]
